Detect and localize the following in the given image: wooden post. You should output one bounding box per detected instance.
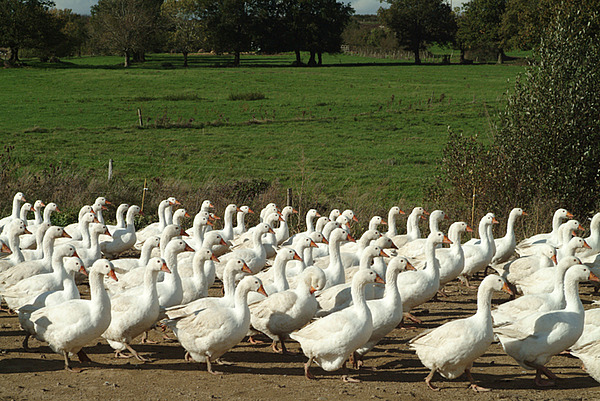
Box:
[138,108,143,127]
[141,178,148,213]
[108,159,113,181]
[471,187,476,235]
[287,188,292,207]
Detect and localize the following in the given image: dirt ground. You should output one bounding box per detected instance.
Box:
[1,275,599,401]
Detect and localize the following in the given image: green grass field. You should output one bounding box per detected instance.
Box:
[0,52,523,208]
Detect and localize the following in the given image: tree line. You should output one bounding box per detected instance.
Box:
[1,0,597,67]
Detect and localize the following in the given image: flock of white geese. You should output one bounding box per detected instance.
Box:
[1,191,600,391]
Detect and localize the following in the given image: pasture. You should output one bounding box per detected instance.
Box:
[1,53,523,211]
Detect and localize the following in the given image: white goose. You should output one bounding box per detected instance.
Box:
[391,206,428,248]
[282,208,320,246]
[570,307,600,383]
[233,205,254,237]
[110,203,130,232]
[102,257,170,361]
[316,228,355,290]
[100,205,141,258]
[184,212,212,249]
[249,266,326,354]
[398,231,450,323]
[495,264,599,387]
[166,258,252,320]
[216,223,275,276]
[156,239,193,309]
[135,199,177,248]
[0,219,30,271]
[275,206,298,245]
[517,208,573,252]
[20,200,45,249]
[396,209,448,259]
[492,256,581,326]
[21,222,51,261]
[149,224,187,258]
[491,208,527,265]
[460,214,498,286]
[579,212,600,259]
[180,248,218,304]
[167,276,267,374]
[385,206,405,237]
[410,275,513,392]
[493,243,557,288]
[353,257,410,367]
[0,192,26,230]
[110,235,161,274]
[290,269,383,382]
[211,204,241,256]
[20,259,117,371]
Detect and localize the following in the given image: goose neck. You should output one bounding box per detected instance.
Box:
[564,276,584,313]
[474,283,494,321]
[272,257,290,292]
[387,209,398,237]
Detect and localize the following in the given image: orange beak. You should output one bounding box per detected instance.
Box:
[352,216,358,222]
[40,202,46,207]
[466,225,474,232]
[23,227,32,235]
[79,265,88,276]
[180,228,188,237]
[443,235,453,245]
[211,254,220,262]
[101,205,108,211]
[56,207,61,213]
[207,220,214,227]
[309,240,318,248]
[492,217,499,224]
[242,262,252,274]
[399,209,406,215]
[381,219,388,226]
[423,210,430,216]
[1,243,11,254]
[522,211,528,216]
[379,249,388,257]
[502,282,514,295]
[406,260,416,271]
[293,208,299,214]
[104,200,112,205]
[375,273,385,284]
[93,217,100,223]
[578,224,586,231]
[184,212,190,218]
[551,254,558,264]
[104,228,111,236]
[257,285,268,297]
[61,230,71,239]
[184,244,195,252]
[315,212,321,217]
[268,227,276,235]
[237,207,243,212]
[293,252,303,261]
[73,250,79,258]
[347,233,356,243]
[321,237,329,245]
[108,269,118,281]
[219,238,228,246]
[389,242,398,249]
[309,286,317,294]
[589,272,600,282]
[161,262,172,274]
[566,211,574,218]
[583,240,592,249]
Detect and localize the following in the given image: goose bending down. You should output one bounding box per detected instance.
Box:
[167,276,267,374]
[396,210,448,259]
[385,206,405,237]
[110,235,161,274]
[398,232,451,323]
[570,307,600,383]
[290,269,383,382]
[410,275,513,392]
[165,258,252,320]
[391,207,428,248]
[353,257,410,366]
[494,264,599,387]
[460,214,499,286]
[517,208,573,252]
[20,259,117,371]
[249,266,326,354]
[0,192,26,231]
[100,205,141,258]
[216,223,275,277]
[102,257,171,361]
[492,257,581,326]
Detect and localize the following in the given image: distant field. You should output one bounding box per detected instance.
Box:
[0,53,523,206]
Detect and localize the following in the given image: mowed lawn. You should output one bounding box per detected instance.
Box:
[0,53,523,204]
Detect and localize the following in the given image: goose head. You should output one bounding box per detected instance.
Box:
[90,258,117,281]
[147,257,171,273]
[481,274,513,295]
[65,256,86,276]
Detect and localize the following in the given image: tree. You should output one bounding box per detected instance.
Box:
[304,0,353,66]
[162,0,204,67]
[90,0,162,67]
[439,5,600,219]
[456,0,506,63]
[0,0,56,64]
[379,0,456,64]
[196,0,255,66]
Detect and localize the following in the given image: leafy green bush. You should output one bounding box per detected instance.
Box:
[437,5,600,227]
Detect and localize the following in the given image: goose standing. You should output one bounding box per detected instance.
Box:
[385,206,405,237]
[517,208,573,252]
[20,259,117,371]
[216,223,275,276]
[0,219,30,271]
[135,199,176,248]
[494,264,599,386]
[0,192,26,230]
[110,235,161,274]
[491,208,527,265]
[410,275,513,392]
[317,228,355,290]
[290,269,383,382]
[100,205,141,258]
[250,266,326,354]
[570,307,600,383]
[167,276,267,374]
[106,203,130,234]
[233,205,254,237]
[396,210,448,259]
[102,257,170,361]
[391,207,428,248]
[460,214,498,286]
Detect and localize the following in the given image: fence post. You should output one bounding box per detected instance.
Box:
[287,188,293,207]
[138,108,143,127]
[108,159,113,181]
[141,178,148,213]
